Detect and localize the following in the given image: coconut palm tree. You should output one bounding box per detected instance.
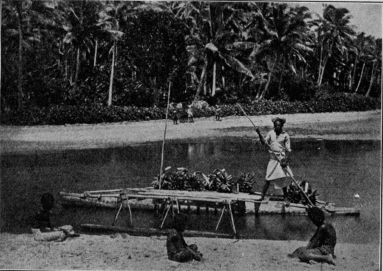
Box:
[2,0,58,109]
[61,0,101,85]
[313,5,355,87]
[349,32,366,90]
[354,35,377,94]
[365,38,381,97]
[97,1,128,106]
[170,2,258,99]
[251,4,313,99]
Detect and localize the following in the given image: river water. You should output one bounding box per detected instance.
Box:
[1,138,380,245]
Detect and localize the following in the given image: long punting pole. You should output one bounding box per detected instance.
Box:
[159,82,172,189]
[236,103,314,206]
[236,103,258,131]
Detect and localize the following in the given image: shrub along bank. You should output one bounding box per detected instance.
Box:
[1,93,380,125]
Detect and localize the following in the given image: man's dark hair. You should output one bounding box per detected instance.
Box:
[307,206,324,225]
[173,213,187,232]
[41,193,55,211]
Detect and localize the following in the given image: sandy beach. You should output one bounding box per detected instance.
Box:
[0,110,381,154]
[0,233,379,271]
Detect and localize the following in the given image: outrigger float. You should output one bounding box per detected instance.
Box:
[60,187,360,236]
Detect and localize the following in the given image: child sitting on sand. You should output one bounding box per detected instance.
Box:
[166,213,202,262]
[288,206,336,265]
[31,193,79,242]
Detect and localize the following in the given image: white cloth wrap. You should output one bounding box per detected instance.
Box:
[264,130,292,189]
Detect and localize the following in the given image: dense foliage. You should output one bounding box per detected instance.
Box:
[1,93,379,125]
[1,1,381,124]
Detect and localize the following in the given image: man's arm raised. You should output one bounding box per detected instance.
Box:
[256,127,267,146]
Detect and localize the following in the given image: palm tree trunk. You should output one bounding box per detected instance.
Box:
[261,72,273,99]
[195,62,207,100]
[277,71,283,93]
[255,82,263,99]
[277,58,284,93]
[221,66,225,89]
[261,55,279,99]
[115,43,118,67]
[93,39,98,67]
[318,56,327,86]
[212,61,216,96]
[151,77,159,105]
[69,55,74,85]
[317,43,332,86]
[318,54,328,86]
[317,44,323,86]
[65,58,68,79]
[365,62,376,97]
[16,1,24,109]
[108,43,116,106]
[354,62,365,94]
[74,47,80,83]
[351,55,358,88]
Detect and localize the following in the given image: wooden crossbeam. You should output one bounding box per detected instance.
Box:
[214,200,237,236]
[215,205,226,231]
[228,202,237,235]
[112,201,123,226]
[160,197,179,229]
[160,204,171,229]
[175,199,180,214]
[126,196,133,225]
[112,195,133,226]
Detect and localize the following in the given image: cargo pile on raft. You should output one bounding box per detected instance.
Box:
[152,167,254,194]
[152,167,317,205]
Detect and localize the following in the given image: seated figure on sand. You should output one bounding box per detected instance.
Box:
[289,206,336,265]
[31,192,79,242]
[166,213,202,262]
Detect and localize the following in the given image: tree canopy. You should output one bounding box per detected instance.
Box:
[1,1,381,112]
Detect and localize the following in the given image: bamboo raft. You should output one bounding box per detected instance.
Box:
[59,187,360,216]
[60,187,359,236]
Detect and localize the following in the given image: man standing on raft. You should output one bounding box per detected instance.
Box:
[256,117,293,201]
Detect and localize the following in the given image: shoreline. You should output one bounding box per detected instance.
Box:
[0,233,379,270]
[0,110,381,154]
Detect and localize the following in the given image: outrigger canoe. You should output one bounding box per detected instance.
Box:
[59,187,360,216]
